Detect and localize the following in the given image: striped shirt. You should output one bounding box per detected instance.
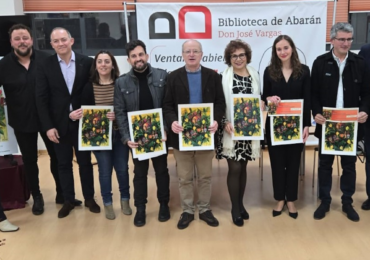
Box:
[92,83,114,105]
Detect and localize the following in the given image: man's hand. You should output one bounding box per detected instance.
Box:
[358,112,368,123]
[208,121,218,134]
[171,121,183,134]
[69,108,83,121]
[314,113,326,125]
[47,128,60,143]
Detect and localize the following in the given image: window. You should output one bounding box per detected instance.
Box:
[350,12,370,50]
[31,12,137,56]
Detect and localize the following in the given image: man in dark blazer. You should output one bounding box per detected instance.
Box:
[36,27,100,218]
[163,40,225,229]
[0,23,69,216]
[311,22,370,222]
[358,43,370,210]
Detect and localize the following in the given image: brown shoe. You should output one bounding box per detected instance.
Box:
[85,199,101,213]
[58,202,75,218]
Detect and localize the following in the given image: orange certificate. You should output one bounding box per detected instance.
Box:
[323,108,358,122]
[268,100,303,116]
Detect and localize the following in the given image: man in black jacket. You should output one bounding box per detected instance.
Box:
[36,27,100,218]
[0,24,69,215]
[114,40,170,227]
[163,40,226,229]
[358,43,370,210]
[311,22,370,222]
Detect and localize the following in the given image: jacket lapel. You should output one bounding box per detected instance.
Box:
[179,66,189,95]
[52,54,70,95]
[71,54,83,96]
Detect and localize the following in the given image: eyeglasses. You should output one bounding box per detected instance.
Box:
[334,37,354,43]
[231,53,247,61]
[183,50,202,55]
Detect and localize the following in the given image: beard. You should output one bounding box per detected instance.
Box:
[133,60,148,72]
[14,45,32,57]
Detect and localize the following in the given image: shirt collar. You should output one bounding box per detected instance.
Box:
[57,51,75,63]
[332,50,348,64]
[185,65,201,73]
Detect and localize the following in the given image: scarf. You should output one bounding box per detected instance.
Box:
[221,65,261,159]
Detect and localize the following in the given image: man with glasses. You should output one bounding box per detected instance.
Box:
[163,40,225,229]
[311,22,370,221]
[358,42,370,211]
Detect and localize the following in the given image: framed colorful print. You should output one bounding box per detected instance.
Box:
[0,87,18,155]
[267,99,303,116]
[128,108,167,160]
[270,100,303,146]
[178,103,214,151]
[321,107,358,156]
[231,94,264,140]
[78,106,113,151]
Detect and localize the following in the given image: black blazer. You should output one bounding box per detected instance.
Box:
[311,50,370,139]
[36,52,93,137]
[0,49,49,132]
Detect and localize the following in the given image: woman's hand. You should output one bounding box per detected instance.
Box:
[302,127,310,143]
[224,122,234,135]
[69,108,83,121]
[107,111,115,121]
[266,95,281,105]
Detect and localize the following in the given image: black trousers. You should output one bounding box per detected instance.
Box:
[268,143,304,201]
[53,121,94,203]
[132,152,170,208]
[318,139,356,205]
[0,193,6,221]
[14,130,61,197]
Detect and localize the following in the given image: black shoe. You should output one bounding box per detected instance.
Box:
[84,199,101,213]
[32,194,44,215]
[158,203,170,222]
[134,210,146,227]
[272,202,285,217]
[55,195,82,206]
[177,212,194,230]
[342,204,360,222]
[240,210,249,220]
[361,199,370,210]
[314,203,330,220]
[199,210,219,227]
[232,215,244,227]
[58,202,75,218]
[288,211,298,219]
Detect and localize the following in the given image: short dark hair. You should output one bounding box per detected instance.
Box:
[125,40,147,56]
[224,39,252,66]
[8,24,32,39]
[90,50,120,85]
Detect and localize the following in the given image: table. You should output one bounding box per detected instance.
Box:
[0,155,30,210]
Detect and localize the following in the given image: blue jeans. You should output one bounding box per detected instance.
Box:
[93,130,130,205]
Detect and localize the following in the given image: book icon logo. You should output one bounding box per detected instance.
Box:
[148,6,212,39]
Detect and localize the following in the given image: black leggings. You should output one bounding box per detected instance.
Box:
[227,159,248,217]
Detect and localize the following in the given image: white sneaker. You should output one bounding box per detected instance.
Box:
[0,219,19,232]
[121,200,132,215]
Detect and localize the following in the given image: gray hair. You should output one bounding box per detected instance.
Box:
[330,22,353,40]
[182,39,203,52]
[50,27,72,39]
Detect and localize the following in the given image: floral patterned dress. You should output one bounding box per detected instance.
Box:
[216,74,253,161]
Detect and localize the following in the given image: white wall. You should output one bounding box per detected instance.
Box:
[0,0,23,15]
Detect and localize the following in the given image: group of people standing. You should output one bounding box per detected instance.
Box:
[1,21,370,233]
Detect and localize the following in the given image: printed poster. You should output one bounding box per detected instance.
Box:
[78,106,113,151]
[231,94,263,140]
[128,108,166,160]
[0,87,18,155]
[178,103,214,151]
[321,107,358,156]
[269,99,303,146]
